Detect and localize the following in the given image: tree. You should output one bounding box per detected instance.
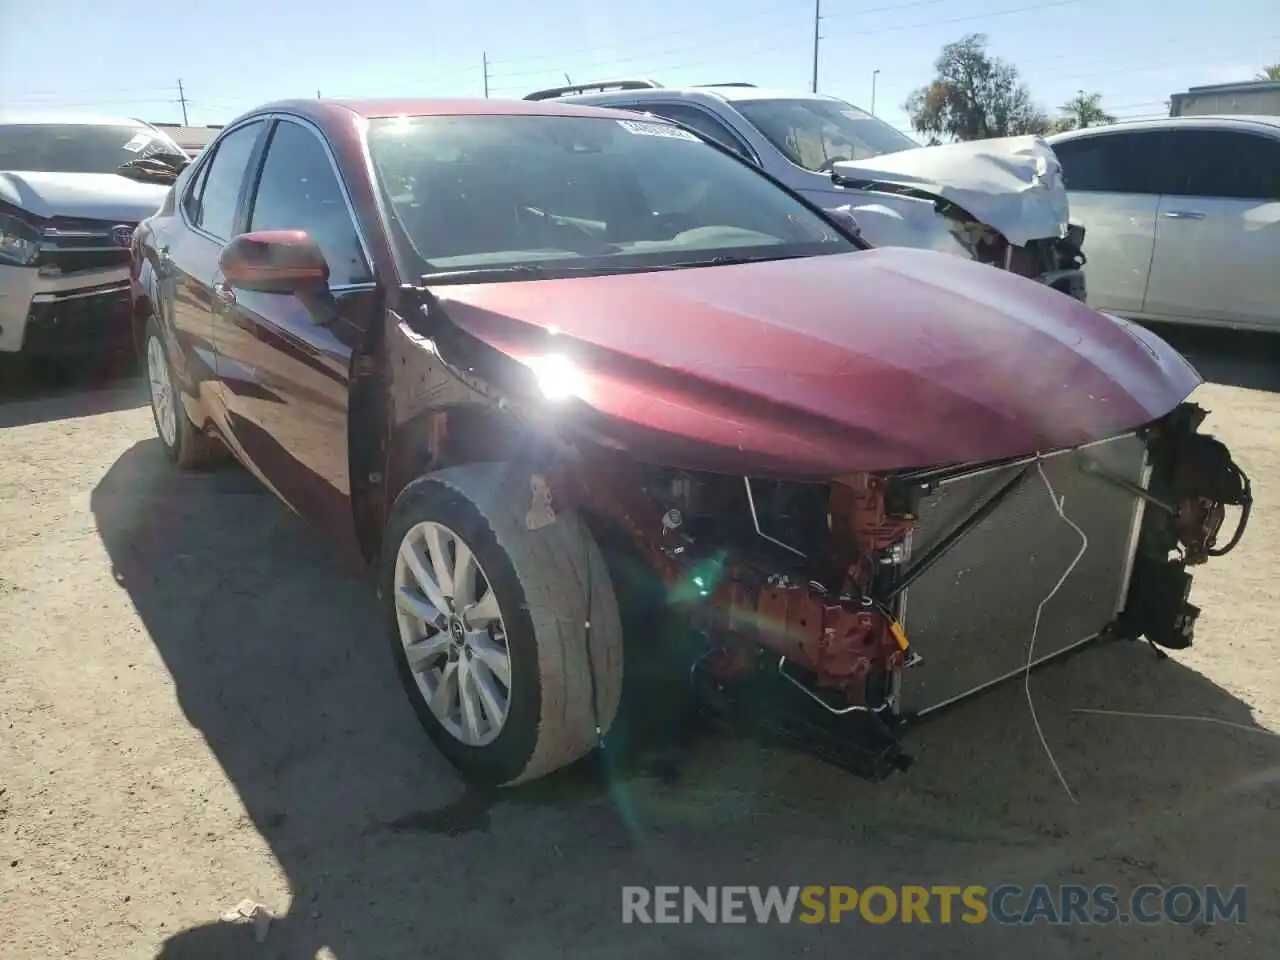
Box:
[1050,90,1116,133]
[904,33,1050,141]
[1256,63,1280,81]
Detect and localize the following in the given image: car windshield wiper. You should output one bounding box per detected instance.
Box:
[420,262,666,284]
[421,264,553,284]
[418,253,813,285]
[651,253,808,269]
[115,152,189,185]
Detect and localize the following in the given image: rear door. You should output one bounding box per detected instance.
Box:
[1143,127,1280,328]
[213,116,377,551]
[1052,129,1168,315]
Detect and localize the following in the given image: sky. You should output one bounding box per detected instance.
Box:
[2,0,1277,138]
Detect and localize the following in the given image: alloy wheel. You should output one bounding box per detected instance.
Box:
[393,520,513,747]
[146,333,177,448]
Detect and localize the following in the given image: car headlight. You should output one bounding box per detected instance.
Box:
[0,213,40,267]
[525,353,586,401]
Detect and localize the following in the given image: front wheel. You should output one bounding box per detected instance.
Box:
[380,463,624,787]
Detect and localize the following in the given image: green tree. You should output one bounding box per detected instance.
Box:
[904,33,1050,141]
[1050,90,1117,133]
[1256,63,1280,80]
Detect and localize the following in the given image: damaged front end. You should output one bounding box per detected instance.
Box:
[830,135,1088,301]
[537,402,1251,780]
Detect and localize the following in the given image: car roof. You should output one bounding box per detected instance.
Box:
[1047,114,1280,142]
[549,85,858,108]
[0,112,156,128]
[246,97,652,123]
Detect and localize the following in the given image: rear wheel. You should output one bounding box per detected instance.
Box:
[144,316,222,469]
[381,463,623,787]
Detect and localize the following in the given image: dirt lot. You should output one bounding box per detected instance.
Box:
[1,328,1278,959]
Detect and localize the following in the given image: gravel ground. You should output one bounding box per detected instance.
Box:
[1,327,1278,959]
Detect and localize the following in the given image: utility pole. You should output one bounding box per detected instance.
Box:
[483,52,489,98]
[871,69,880,115]
[177,79,189,126]
[317,89,322,99]
[811,0,821,94]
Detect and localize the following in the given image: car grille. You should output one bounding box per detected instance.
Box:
[36,219,134,276]
[23,283,133,355]
[897,432,1149,714]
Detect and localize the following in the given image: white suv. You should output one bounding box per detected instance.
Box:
[0,114,187,358]
[1048,115,1280,331]
[530,79,1087,299]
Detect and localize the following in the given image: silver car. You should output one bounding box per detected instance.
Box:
[1048,115,1280,332]
[529,79,1086,298]
[0,113,186,357]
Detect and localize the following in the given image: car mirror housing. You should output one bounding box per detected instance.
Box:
[219,230,330,295]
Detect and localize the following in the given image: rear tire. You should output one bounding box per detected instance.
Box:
[381,463,623,787]
[144,315,222,469]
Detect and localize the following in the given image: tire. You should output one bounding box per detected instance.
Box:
[144,315,222,469]
[380,462,624,787]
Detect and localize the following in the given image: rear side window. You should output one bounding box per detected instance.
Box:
[246,120,372,286]
[1052,131,1166,194]
[638,104,754,161]
[1160,129,1280,200]
[193,121,265,239]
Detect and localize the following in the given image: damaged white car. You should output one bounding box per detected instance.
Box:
[0,114,188,358]
[525,81,1087,300]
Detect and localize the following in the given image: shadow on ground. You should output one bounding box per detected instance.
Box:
[1144,323,1280,394]
[0,354,145,428]
[90,439,1279,959]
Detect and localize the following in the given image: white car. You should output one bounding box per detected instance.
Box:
[1048,115,1280,331]
[0,114,187,358]
[529,80,1087,299]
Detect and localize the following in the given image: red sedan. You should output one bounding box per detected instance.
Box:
[130,97,1251,788]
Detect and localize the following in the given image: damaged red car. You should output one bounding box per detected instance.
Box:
[130,97,1253,787]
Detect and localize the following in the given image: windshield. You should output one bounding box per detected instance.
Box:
[0,123,187,175]
[365,114,855,279]
[734,98,921,172]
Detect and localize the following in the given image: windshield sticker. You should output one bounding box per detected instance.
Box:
[122,133,154,153]
[615,119,700,142]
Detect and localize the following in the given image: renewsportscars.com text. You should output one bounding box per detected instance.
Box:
[621,884,1248,925]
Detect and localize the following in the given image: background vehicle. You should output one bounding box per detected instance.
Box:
[0,113,187,358]
[132,97,1250,790]
[1048,115,1280,332]
[528,79,1086,299]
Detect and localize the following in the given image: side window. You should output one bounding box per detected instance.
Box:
[196,121,265,240]
[1161,130,1280,200]
[1052,132,1166,194]
[247,120,372,287]
[642,104,753,161]
[181,157,211,223]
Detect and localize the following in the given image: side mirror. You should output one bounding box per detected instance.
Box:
[219,230,329,295]
[826,206,861,238]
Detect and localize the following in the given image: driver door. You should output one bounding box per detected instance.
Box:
[213,116,379,554]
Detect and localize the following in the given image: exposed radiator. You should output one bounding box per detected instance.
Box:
[898,432,1149,715]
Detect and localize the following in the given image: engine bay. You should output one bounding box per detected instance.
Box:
[542,401,1251,777]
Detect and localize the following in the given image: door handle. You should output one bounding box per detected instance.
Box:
[1161,210,1206,220]
[211,281,237,311]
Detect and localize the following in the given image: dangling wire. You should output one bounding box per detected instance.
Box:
[1024,458,1089,805]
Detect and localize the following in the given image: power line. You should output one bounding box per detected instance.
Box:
[824,0,1083,40]
[485,0,798,67]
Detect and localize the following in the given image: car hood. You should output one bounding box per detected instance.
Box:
[431,247,1200,478]
[0,171,169,222]
[830,136,1069,247]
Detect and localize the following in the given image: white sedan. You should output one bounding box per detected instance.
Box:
[1048,115,1280,332]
